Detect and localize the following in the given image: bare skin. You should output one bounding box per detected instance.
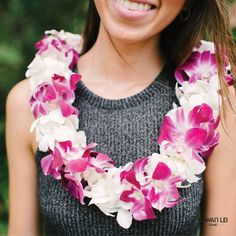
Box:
[77,24,165,100]
[6,0,236,235]
[6,79,40,235]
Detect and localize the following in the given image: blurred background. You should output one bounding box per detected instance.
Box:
[0,0,235,235]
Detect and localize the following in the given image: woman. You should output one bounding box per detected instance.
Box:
[6,0,236,235]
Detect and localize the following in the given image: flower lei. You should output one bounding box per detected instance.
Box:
[27,30,233,229]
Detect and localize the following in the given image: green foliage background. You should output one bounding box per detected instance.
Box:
[0,0,235,235]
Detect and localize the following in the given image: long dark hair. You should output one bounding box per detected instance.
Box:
[81,0,236,132]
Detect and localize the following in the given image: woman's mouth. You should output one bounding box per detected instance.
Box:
[112,0,160,21]
[116,0,157,11]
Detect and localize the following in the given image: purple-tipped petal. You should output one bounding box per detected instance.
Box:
[70,74,81,91]
[149,187,160,203]
[120,189,136,203]
[201,51,211,64]
[174,69,189,84]
[35,35,49,53]
[158,116,176,144]
[185,128,207,148]
[67,158,88,172]
[65,178,85,204]
[133,157,148,174]
[89,152,114,173]
[44,84,57,101]
[68,49,79,69]
[51,147,63,169]
[59,99,76,117]
[59,141,72,152]
[41,154,53,176]
[125,169,141,189]
[152,162,171,180]
[189,104,213,124]
[225,74,234,86]
[132,199,156,221]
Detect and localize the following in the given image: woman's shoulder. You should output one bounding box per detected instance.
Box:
[6,78,36,152]
[7,78,32,114]
[6,78,34,128]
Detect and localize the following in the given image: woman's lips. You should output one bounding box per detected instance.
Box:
[112,0,158,21]
[117,0,160,10]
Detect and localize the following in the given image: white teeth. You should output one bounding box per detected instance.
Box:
[117,0,153,11]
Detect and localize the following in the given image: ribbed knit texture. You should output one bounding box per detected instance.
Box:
[36,61,203,236]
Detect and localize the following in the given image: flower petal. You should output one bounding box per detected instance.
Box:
[117,209,133,229]
[59,99,76,117]
[67,158,89,172]
[152,162,171,180]
[70,74,81,90]
[185,128,207,148]
[41,154,53,175]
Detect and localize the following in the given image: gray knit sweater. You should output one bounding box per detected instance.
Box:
[36,61,203,236]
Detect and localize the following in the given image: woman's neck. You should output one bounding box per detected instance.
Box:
[78,24,165,86]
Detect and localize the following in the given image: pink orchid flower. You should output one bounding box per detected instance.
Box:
[29,82,56,118]
[120,159,183,220]
[41,146,64,180]
[175,51,218,84]
[120,187,156,221]
[158,103,220,160]
[35,33,79,70]
[120,158,155,221]
[66,143,114,174]
[63,143,114,204]
[62,173,85,204]
[29,72,81,118]
[149,162,184,211]
[175,50,233,86]
[51,74,80,117]
[35,35,66,54]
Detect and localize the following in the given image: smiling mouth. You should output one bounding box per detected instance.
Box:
[116,0,157,11]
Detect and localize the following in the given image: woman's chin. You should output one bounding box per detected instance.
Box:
[102,23,159,44]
